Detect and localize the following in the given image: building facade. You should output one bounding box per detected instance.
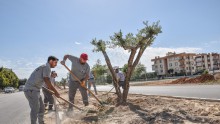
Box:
[151,52,220,76]
[195,53,220,71]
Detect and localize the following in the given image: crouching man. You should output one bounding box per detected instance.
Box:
[42,71,58,110]
[24,56,60,124]
[61,53,90,111]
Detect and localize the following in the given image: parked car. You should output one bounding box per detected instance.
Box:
[4,87,15,93]
[19,85,25,91]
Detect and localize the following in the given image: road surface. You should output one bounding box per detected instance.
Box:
[0,91,30,124]
[97,84,220,99]
[1,85,220,124]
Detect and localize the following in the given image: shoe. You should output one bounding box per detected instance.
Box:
[84,103,89,106]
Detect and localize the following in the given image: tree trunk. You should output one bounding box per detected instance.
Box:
[122,49,137,104]
[101,50,122,103]
[122,80,129,104]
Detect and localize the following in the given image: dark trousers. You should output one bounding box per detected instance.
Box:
[88,79,97,96]
[24,90,44,124]
[119,81,125,89]
[42,88,54,110]
[68,81,88,109]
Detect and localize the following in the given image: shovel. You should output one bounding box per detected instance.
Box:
[42,86,83,111]
[62,64,104,106]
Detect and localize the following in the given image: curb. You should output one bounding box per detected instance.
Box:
[99,91,220,102]
[128,93,220,102]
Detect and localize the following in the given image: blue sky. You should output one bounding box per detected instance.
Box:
[0,0,220,80]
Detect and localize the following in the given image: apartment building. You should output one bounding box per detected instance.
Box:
[195,53,220,71]
[152,52,197,76]
[151,56,167,76]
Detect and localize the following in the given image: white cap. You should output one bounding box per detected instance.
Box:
[113,66,119,70]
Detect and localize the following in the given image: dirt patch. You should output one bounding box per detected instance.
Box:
[170,74,215,84]
[54,90,220,124]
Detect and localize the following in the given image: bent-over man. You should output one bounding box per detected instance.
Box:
[24,56,60,124]
[61,53,90,111]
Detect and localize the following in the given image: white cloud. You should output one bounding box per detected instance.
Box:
[74,42,81,45]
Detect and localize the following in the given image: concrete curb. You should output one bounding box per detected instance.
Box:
[98,91,220,102]
[128,93,220,102]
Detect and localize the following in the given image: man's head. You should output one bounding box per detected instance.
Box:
[79,53,88,64]
[51,71,58,78]
[114,66,119,73]
[48,56,59,68]
[115,68,119,73]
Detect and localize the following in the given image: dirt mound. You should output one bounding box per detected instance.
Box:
[171,74,215,84]
[170,77,189,84]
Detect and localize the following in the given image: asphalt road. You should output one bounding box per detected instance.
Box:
[0,91,30,124]
[97,84,220,99]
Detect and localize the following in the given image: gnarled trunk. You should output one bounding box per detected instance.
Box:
[101,50,122,103]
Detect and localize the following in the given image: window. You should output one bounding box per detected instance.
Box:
[160,65,163,68]
[159,60,162,63]
[169,63,172,67]
[175,62,178,66]
[161,70,163,73]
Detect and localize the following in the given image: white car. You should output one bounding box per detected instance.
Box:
[4,87,15,93]
[19,85,25,91]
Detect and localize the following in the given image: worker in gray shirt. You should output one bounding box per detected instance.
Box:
[88,71,98,96]
[61,53,90,111]
[115,67,125,89]
[24,56,60,124]
[42,71,58,110]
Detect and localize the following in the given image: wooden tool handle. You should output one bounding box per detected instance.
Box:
[62,64,103,105]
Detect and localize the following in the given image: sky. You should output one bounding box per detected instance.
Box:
[0,0,220,80]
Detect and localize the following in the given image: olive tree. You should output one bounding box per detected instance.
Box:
[91,21,162,104]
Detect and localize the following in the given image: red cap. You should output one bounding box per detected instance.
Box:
[80,53,88,60]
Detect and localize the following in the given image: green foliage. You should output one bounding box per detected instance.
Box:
[131,63,146,80]
[122,63,146,80]
[19,79,27,86]
[122,64,128,73]
[0,67,19,89]
[146,72,157,79]
[92,59,107,76]
[203,70,209,74]
[91,21,162,52]
[91,39,107,52]
[110,21,162,50]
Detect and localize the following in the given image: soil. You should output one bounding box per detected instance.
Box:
[131,74,220,86]
[54,90,220,124]
[170,74,215,84]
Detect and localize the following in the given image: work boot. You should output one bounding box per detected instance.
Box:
[84,102,89,106]
[48,105,53,111]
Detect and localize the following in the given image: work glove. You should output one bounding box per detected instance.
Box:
[81,80,86,87]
